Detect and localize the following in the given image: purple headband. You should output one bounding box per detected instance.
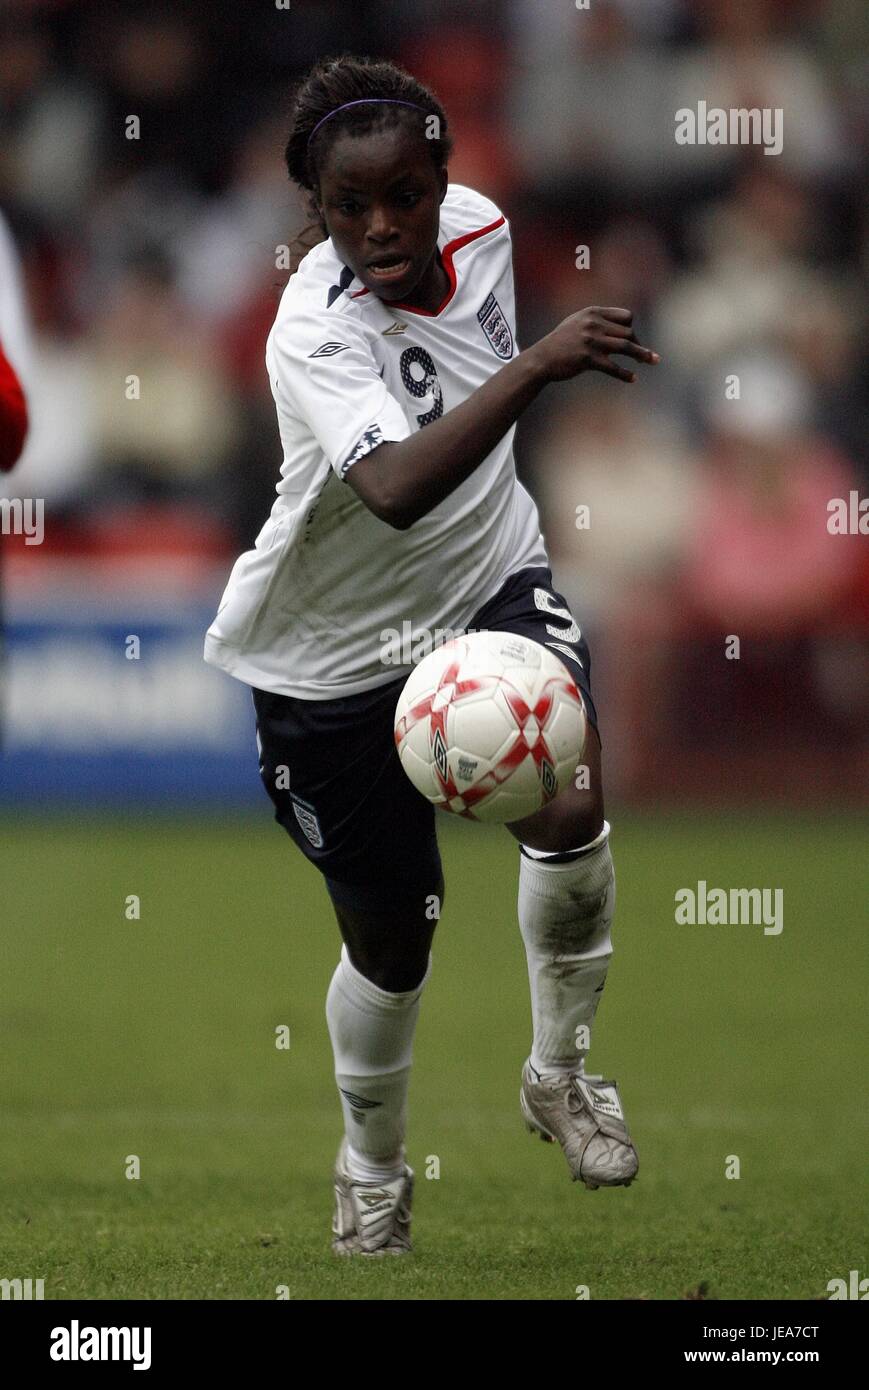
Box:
[307,98,427,148]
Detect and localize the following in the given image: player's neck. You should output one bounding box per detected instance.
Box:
[392,248,449,314]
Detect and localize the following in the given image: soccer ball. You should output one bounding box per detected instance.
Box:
[393,630,586,823]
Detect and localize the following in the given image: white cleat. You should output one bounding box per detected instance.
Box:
[331,1139,414,1256]
[520,1060,638,1190]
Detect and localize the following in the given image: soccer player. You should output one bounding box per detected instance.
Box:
[205,55,659,1255]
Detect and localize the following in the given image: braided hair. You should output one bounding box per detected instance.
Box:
[284,54,453,273]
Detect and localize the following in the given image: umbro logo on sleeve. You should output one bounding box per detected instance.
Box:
[309,341,350,358]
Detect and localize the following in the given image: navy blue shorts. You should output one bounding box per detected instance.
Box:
[251,566,596,911]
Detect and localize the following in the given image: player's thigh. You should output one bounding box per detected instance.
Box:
[466,565,605,851]
[252,680,443,913]
[468,564,598,726]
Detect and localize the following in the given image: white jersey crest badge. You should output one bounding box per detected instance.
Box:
[477,291,513,359]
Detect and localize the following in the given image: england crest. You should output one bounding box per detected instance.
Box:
[291,794,324,848]
[477,291,514,360]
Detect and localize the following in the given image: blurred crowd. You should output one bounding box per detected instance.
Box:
[1,0,866,774]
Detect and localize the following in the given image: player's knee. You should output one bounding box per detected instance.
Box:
[556,751,604,849]
[554,800,604,853]
[519,787,604,854]
[338,925,434,993]
[328,874,442,993]
[356,951,431,993]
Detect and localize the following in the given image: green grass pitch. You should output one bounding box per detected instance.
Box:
[1,810,865,1300]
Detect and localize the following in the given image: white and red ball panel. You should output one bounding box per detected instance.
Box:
[393,630,586,823]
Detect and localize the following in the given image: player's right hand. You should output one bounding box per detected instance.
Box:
[532,307,660,384]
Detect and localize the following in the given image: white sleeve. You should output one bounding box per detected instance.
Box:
[269,309,413,480]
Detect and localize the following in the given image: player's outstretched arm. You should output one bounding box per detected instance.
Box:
[346,307,659,530]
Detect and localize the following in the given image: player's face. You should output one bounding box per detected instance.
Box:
[316,125,448,309]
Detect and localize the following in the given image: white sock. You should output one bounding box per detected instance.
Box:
[518,821,615,1078]
[325,944,430,1182]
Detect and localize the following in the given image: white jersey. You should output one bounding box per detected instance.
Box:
[204,183,548,698]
